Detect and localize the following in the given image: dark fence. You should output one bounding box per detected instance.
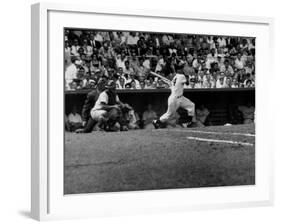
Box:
[65,88,255,125]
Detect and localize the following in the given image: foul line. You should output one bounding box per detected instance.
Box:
[187,136,254,146]
[160,129,255,137]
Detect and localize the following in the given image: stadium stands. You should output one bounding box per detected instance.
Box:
[64,30,255,91]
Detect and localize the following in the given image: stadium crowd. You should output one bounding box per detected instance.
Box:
[64,30,255,91]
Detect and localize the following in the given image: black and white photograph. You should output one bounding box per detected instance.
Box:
[64,28,255,194]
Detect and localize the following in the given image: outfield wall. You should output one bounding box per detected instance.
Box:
[65,88,255,125]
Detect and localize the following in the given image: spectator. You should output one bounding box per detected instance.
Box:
[241,50,249,64]
[81,39,93,56]
[70,38,80,56]
[206,48,218,69]
[99,41,114,60]
[197,70,204,82]
[127,32,139,50]
[81,73,92,89]
[186,77,196,89]
[203,72,216,88]
[244,79,253,88]
[196,105,210,127]
[142,104,158,129]
[83,56,95,75]
[183,55,196,77]
[155,55,165,72]
[234,53,244,69]
[156,78,169,89]
[91,54,101,67]
[123,60,135,76]
[65,114,71,132]
[217,36,227,48]
[94,32,103,49]
[125,83,132,89]
[223,59,234,76]
[65,41,72,66]
[231,78,240,88]
[118,32,127,46]
[126,109,140,129]
[205,36,213,48]
[139,80,145,89]
[240,38,249,51]
[116,52,127,70]
[248,38,255,50]
[143,56,151,69]
[238,102,255,124]
[243,73,254,87]
[244,60,255,74]
[65,59,81,90]
[216,74,225,88]
[68,106,83,132]
[194,78,203,88]
[136,57,149,79]
[209,62,220,75]
[116,76,126,89]
[130,75,141,89]
[89,32,96,47]
[202,72,211,88]
[192,55,202,71]
[130,52,140,71]
[76,66,85,79]
[91,69,103,83]
[144,76,156,89]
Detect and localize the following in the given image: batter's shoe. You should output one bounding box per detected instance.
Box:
[186,121,198,128]
[75,128,84,133]
[121,125,129,131]
[93,123,105,132]
[152,119,161,129]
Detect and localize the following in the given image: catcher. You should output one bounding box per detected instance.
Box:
[90,80,132,131]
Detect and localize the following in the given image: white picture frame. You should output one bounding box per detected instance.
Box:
[31,2,274,221]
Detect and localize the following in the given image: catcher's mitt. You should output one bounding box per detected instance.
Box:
[121,104,132,113]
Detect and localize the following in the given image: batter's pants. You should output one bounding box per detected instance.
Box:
[160,95,195,123]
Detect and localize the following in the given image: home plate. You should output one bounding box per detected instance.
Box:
[187,136,254,146]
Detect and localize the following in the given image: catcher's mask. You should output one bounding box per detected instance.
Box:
[105,80,116,90]
[97,78,107,91]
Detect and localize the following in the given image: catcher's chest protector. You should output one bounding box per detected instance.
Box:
[106,90,117,105]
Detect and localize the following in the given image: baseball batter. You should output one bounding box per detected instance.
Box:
[152,73,196,128]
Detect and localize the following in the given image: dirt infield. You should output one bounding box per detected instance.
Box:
[64,124,255,194]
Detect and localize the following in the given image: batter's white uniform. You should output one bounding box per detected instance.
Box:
[160,74,195,122]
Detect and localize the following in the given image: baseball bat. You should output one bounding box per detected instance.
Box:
[149,71,172,85]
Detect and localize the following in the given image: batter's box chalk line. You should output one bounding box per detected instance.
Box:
[159,129,255,137]
[187,136,254,146]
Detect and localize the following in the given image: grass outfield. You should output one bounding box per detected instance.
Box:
[64,124,255,194]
